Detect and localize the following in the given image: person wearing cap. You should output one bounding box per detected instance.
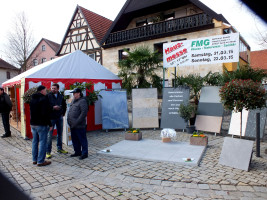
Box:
[46,83,67,159]
[30,85,53,166]
[0,87,12,138]
[67,88,88,160]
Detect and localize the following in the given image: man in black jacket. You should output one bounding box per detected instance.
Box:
[46,83,67,159]
[0,87,12,138]
[30,85,52,166]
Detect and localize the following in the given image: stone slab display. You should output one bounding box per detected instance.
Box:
[197,86,223,116]
[219,137,253,171]
[194,115,222,133]
[160,87,190,129]
[101,90,129,130]
[228,109,266,138]
[195,86,223,133]
[99,139,206,166]
[132,88,159,128]
[197,103,224,116]
[228,110,249,137]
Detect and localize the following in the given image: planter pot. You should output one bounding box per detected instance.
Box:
[162,137,171,143]
[190,136,208,146]
[125,132,142,141]
[186,125,195,133]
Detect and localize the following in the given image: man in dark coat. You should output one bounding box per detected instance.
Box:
[0,87,12,138]
[67,88,88,160]
[46,83,67,159]
[30,85,52,166]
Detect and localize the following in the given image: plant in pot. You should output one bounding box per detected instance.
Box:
[160,128,176,142]
[68,82,102,106]
[190,131,208,146]
[178,103,196,133]
[125,128,142,141]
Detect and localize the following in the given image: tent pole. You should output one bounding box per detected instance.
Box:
[14,85,18,129]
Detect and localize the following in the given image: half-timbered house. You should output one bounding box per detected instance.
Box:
[101,0,250,83]
[56,5,113,64]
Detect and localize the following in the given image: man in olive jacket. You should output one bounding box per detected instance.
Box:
[67,88,88,160]
[0,87,12,138]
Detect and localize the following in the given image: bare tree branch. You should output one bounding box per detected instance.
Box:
[4,12,35,72]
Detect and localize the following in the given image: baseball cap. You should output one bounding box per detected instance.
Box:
[70,88,82,93]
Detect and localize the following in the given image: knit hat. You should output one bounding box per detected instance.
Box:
[37,85,46,92]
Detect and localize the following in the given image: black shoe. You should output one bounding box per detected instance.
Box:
[1,134,11,138]
[70,153,81,157]
[79,155,88,160]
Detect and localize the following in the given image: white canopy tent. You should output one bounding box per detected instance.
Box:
[3,50,122,138]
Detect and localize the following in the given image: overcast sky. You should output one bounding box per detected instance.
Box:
[0,0,266,60]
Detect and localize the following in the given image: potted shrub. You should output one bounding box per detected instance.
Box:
[190,131,208,146]
[160,128,176,142]
[69,82,102,106]
[125,128,142,141]
[220,79,266,138]
[178,103,196,133]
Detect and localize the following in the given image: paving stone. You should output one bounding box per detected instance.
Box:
[0,123,267,200]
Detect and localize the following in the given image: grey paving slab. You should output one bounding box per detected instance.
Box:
[219,137,254,171]
[98,139,206,166]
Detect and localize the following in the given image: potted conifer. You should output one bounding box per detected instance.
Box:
[178,103,196,133]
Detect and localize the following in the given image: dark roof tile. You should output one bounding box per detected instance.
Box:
[250,49,267,70]
[79,6,113,43]
[0,58,19,71]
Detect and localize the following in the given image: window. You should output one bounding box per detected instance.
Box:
[76,35,81,42]
[42,45,46,51]
[154,42,167,61]
[77,21,81,28]
[41,58,46,63]
[118,49,129,60]
[50,57,54,60]
[239,39,248,62]
[33,59,38,66]
[164,13,175,21]
[88,53,95,60]
[171,38,187,42]
[6,71,10,79]
[136,19,147,27]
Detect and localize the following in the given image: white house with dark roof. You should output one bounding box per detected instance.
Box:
[0,58,20,86]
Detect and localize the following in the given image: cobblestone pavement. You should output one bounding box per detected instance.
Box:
[0,117,267,200]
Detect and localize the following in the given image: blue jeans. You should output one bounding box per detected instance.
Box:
[70,128,88,156]
[46,117,63,153]
[31,125,49,164]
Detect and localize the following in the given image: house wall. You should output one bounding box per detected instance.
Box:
[102,25,224,77]
[27,40,58,70]
[0,68,20,86]
[127,4,202,30]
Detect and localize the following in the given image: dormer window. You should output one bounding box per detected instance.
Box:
[42,45,46,51]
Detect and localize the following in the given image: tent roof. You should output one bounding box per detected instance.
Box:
[3,50,120,87]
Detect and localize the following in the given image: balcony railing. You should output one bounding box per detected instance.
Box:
[104,13,213,47]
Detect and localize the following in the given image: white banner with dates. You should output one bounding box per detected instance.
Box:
[163,33,239,68]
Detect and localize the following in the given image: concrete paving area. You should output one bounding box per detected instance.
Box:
[0,116,267,200]
[98,139,206,166]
